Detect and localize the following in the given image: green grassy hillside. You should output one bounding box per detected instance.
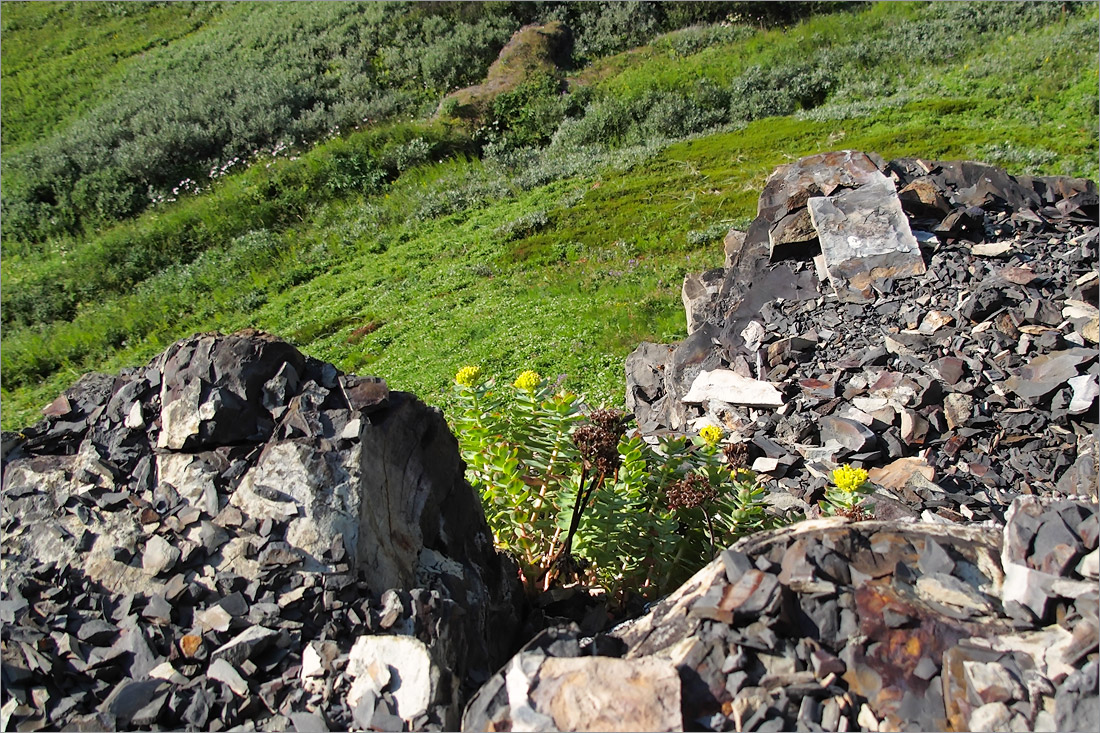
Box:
[2,1,1097,430]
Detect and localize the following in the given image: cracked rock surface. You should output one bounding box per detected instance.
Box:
[2,330,523,732]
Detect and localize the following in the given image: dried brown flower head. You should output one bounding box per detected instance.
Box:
[666,473,717,511]
[723,442,749,469]
[572,408,625,476]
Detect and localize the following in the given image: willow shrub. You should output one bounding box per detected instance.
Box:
[449,366,796,604]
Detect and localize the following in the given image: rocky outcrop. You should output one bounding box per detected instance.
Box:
[442,21,571,121]
[464,497,1097,732]
[627,151,1098,528]
[1,330,523,731]
[469,151,1098,732]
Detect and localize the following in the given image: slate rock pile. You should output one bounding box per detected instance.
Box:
[630,151,1099,526]
[464,496,1098,732]
[1,330,524,731]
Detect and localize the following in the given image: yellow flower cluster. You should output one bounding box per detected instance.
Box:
[513,370,541,392]
[699,424,724,447]
[455,365,483,387]
[831,464,869,494]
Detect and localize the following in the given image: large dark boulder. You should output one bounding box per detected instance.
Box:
[1,330,524,731]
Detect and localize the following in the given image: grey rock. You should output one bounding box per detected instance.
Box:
[1004,348,1094,401]
[1055,660,1099,732]
[211,625,280,666]
[807,173,926,302]
[818,415,877,452]
[208,658,249,697]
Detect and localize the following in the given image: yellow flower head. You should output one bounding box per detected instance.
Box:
[699,424,723,448]
[831,464,869,494]
[513,370,541,392]
[455,365,483,387]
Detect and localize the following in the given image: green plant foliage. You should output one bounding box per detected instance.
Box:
[821,464,875,520]
[450,367,793,603]
[1,0,1096,437]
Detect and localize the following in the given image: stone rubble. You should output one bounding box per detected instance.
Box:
[2,150,1097,733]
[466,501,1097,732]
[627,151,1098,529]
[2,330,524,731]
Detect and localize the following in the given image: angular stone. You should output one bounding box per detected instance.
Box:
[943,393,974,430]
[211,626,279,666]
[963,661,1025,704]
[1068,374,1099,414]
[918,310,955,335]
[914,573,991,614]
[929,357,966,386]
[347,635,432,722]
[769,207,818,260]
[207,658,249,697]
[681,369,784,409]
[819,415,877,452]
[867,457,934,491]
[808,173,926,302]
[1004,348,1094,401]
[900,409,929,446]
[142,535,181,576]
[179,634,204,659]
[520,656,682,733]
[682,268,725,335]
[969,702,1013,732]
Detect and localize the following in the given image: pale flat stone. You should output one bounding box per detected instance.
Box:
[943,393,974,430]
[1068,374,1099,414]
[347,635,431,721]
[141,536,181,577]
[208,658,249,697]
[807,173,926,301]
[915,574,991,613]
[962,661,1025,704]
[148,662,187,685]
[682,370,784,409]
[969,702,1013,732]
[970,242,1014,257]
[1077,549,1099,580]
[530,656,683,732]
[918,310,955,335]
[195,605,233,634]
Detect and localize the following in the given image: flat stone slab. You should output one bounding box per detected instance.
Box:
[529,656,683,732]
[808,173,926,301]
[681,370,784,409]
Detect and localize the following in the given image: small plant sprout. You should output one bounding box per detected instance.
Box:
[823,464,875,520]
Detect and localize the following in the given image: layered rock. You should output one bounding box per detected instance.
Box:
[627,152,1098,529]
[465,497,1097,732]
[1,330,523,731]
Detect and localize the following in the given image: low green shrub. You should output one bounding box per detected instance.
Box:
[450,366,795,603]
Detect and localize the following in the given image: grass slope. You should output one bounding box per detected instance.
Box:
[1,1,1097,430]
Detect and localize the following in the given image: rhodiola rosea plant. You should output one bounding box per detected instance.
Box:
[449,366,797,603]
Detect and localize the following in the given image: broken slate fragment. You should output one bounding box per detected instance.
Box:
[819,416,877,453]
[682,369,784,409]
[210,625,280,666]
[142,535,181,576]
[208,658,250,697]
[807,173,927,302]
[1068,374,1099,414]
[1004,348,1095,400]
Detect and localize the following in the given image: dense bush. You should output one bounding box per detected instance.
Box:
[1,121,472,332]
[2,2,844,244]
